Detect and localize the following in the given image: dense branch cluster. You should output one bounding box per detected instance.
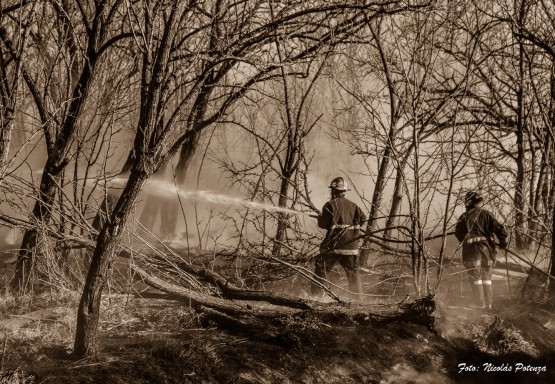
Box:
[0,0,554,357]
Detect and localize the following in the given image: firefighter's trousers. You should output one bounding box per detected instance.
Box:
[463,255,493,307]
[311,251,362,301]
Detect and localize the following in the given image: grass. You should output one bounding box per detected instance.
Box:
[0,367,36,384]
[0,289,78,371]
[460,315,539,357]
[0,281,554,383]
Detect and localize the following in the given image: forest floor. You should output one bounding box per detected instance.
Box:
[1,264,555,384]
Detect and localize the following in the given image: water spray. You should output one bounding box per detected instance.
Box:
[84,176,318,217]
[143,180,315,217]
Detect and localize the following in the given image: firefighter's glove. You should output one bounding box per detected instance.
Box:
[498,242,507,250]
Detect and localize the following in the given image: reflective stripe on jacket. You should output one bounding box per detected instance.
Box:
[318,196,367,253]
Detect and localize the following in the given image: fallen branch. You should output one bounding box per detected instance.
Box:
[145,255,318,310]
[132,265,249,314]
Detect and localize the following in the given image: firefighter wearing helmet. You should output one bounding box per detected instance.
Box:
[455,191,508,309]
[311,176,367,301]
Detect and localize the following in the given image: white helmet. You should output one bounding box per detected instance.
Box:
[329,177,348,192]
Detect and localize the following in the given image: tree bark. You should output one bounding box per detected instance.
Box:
[358,21,399,268]
[142,257,315,310]
[550,160,555,302]
[513,2,528,249]
[73,170,149,357]
[359,150,391,267]
[0,101,15,178]
[14,162,65,289]
[385,155,410,239]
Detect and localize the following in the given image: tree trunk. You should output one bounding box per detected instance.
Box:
[359,21,398,268]
[385,154,410,239]
[0,34,14,176]
[547,60,555,303]
[0,106,14,178]
[273,179,291,258]
[272,132,299,258]
[73,170,149,358]
[270,14,297,259]
[359,149,391,267]
[165,133,201,238]
[133,263,314,311]
[13,162,61,290]
[513,3,527,249]
[550,194,555,302]
[11,3,101,290]
[90,150,135,236]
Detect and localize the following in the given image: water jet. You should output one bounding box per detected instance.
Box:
[142,179,314,217]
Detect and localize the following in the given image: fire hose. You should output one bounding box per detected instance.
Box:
[308,213,555,281]
[501,246,555,281]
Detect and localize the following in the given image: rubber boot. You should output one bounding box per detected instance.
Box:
[347,269,363,302]
[311,257,328,298]
[310,276,325,298]
[470,280,485,309]
[483,281,493,310]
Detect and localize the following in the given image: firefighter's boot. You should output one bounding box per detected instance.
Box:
[483,280,493,310]
[470,280,485,309]
[347,269,363,303]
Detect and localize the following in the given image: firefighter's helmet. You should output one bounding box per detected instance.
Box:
[464,191,483,206]
[329,177,349,192]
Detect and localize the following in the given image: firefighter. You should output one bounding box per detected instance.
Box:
[455,191,508,309]
[311,177,367,301]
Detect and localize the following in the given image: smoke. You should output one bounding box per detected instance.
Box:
[3,228,21,246]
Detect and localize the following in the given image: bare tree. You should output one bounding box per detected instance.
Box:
[504,0,555,300]
[268,48,326,258]
[1,0,134,291]
[328,4,477,294]
[72,0,428,357]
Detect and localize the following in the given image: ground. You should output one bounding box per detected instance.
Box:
[1,267,555,383]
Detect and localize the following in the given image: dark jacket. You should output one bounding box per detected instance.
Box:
[318,196,366,255]
[455,205,508,263]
